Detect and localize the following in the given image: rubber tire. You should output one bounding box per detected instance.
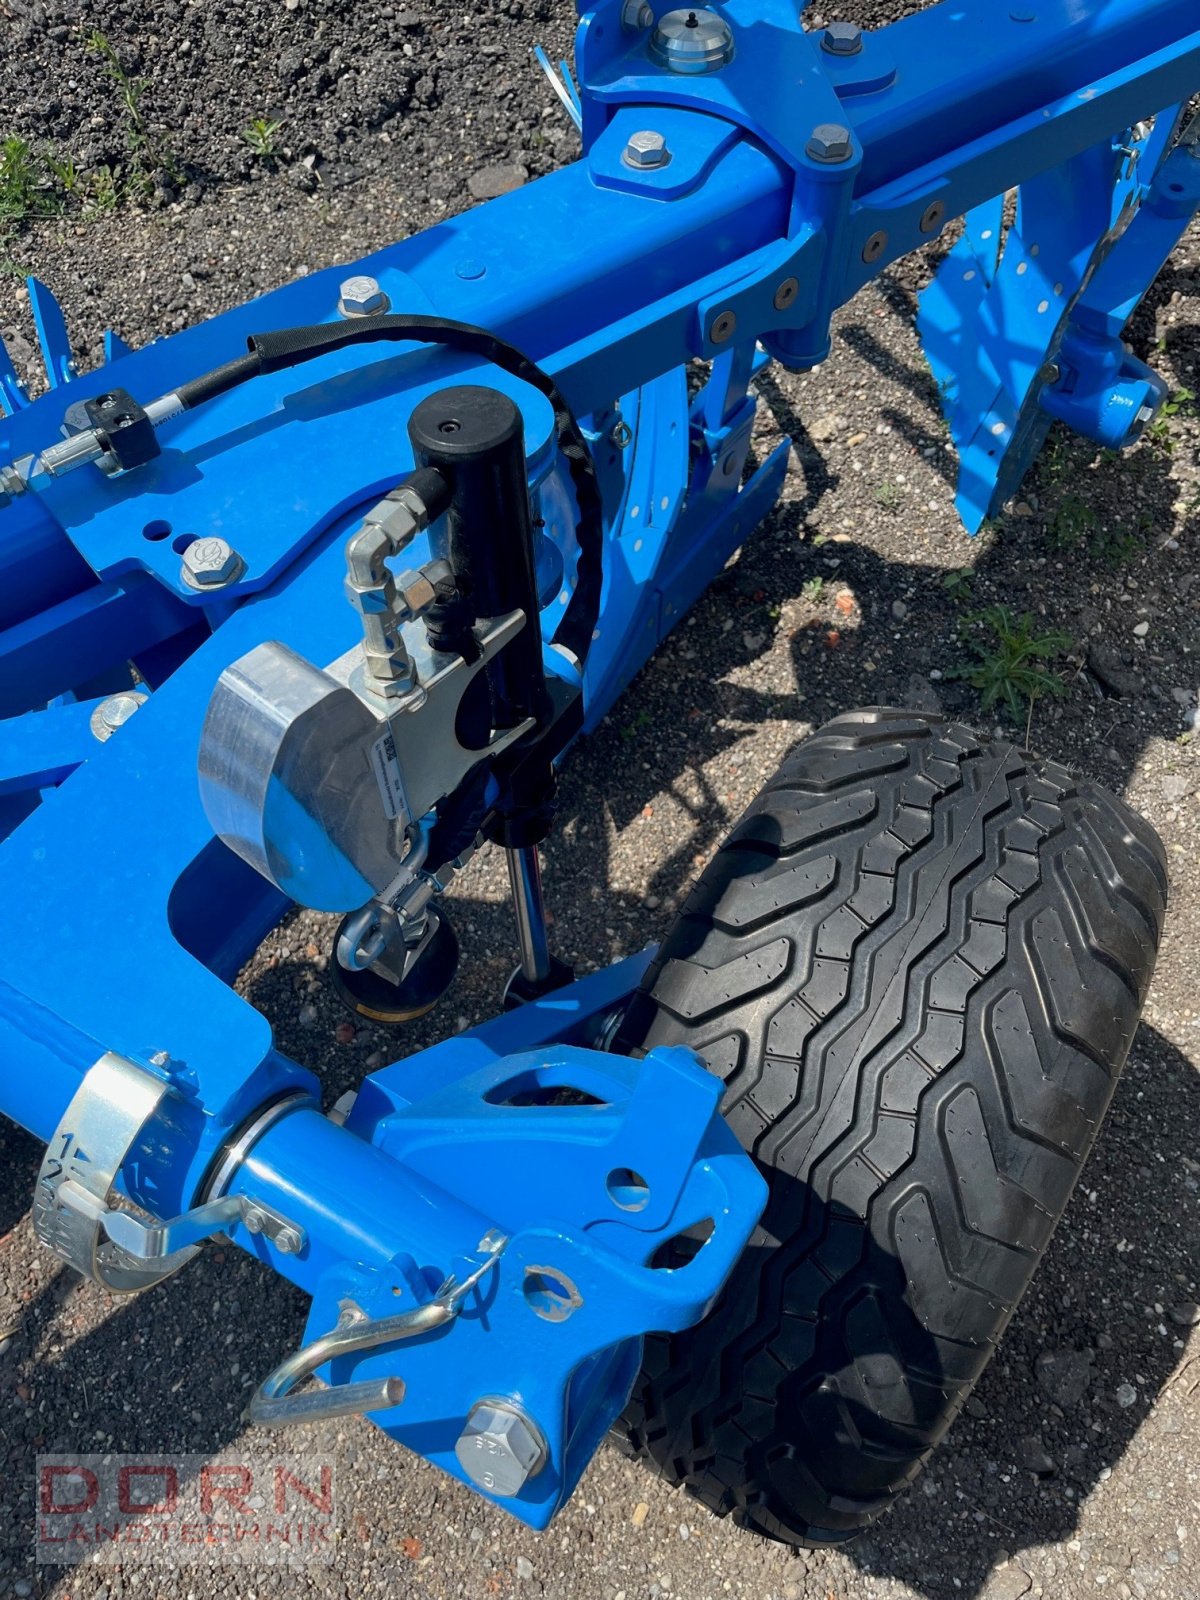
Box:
[616,709,1167,1546]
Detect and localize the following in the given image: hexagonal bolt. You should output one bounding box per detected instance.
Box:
[623,129,670,169]
[89,691,148,744]
[621,0,654,29]
[274,1227,303,1256]
[392,567,440,620]
[806,123,853,164]
[822,20,863,55]
[455,1400,548,1499]
[181,536,245,590]
[338,275,390,318]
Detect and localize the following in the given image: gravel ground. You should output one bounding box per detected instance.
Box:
[2,4,1199,1599]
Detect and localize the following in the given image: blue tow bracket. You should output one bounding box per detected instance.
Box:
[228,1043,766,1525]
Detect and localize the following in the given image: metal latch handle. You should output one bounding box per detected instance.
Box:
[249,1230,507,1427]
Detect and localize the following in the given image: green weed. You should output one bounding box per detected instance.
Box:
[242,117,284,158]
[949,605,1072,724]
[87,31,176,195]
[0,136,58,225]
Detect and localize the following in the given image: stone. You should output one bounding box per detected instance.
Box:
[1017,1434,1055,1476]
[1035,1347,1094,1407]
[516,1556,534,1581]
[1168,1301,1200,1327]
[1115,1381,1138,1408]
[810,414,844,443]
[1088,640,1144,697]
[1161,773,1192,802]
[891,598,908,620]
[1132,620,1150,638]
[983,1567,1032,1600]
[468,164,528,199]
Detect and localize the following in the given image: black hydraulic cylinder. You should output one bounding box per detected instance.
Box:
[408,385,554,735]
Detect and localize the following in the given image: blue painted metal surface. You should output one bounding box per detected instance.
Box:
[0,0,1196,1530]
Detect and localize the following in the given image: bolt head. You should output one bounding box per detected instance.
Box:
[455,1400,547,1498]
[822,20,863,55]
[862,228,888,264]
[773,276,799,312]
[710,309,737,344]
[181,536,244,590]
[393,567,439,619]
[807,123,853,164]
[338,275,389,317]
[274,1227,302,1256]
[624,129,669,168]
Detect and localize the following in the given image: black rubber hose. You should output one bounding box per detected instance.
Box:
[177,315,602,667]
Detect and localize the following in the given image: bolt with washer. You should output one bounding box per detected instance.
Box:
[181,537,245,591]
[822,20,863,54]
[338,275,391,318]
[455,1399,548,1498]
[274,1227,302,1256]
[621,0,654,28]
[806,123,854,164]
[624,129,670,169]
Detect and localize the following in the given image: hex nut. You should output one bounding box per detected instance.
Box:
[365,496,422,551]
[822,20,863,55]
[806,123,854,164]
[621,0,654,29]
[455,1400,547,1498]
[338,275,390,317]
[624,129,670,169]
[181,536,245,590]
[393,568,439,619]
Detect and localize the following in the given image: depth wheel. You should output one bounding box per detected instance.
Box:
[616,709,1167,1546]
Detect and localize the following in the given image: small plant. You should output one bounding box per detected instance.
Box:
[941,567,974,603]
[45,153,81,196]
[874,480,903,514]
[0,136,57,225]
[1145,389,1197,453]
[87,30,175,195]
[949,605,1072,724]
[1048,492,1098,548]
[801,576,825,604]
[242,117,284,158]
[84,165,120,217]
[1161,386,1196,419]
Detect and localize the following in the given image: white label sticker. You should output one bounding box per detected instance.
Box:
[370,731,408,822]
